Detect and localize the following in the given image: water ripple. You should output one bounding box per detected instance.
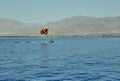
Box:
[0,37,120,80]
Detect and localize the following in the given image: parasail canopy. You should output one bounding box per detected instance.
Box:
[40,27,49,35]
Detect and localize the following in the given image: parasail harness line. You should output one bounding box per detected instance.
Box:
[40,27,55,43]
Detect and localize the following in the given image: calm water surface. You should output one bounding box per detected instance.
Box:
[0,37,120,81]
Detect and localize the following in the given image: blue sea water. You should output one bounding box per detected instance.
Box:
[0,37,120,81]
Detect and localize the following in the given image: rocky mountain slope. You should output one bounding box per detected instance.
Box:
[0,16,120,37]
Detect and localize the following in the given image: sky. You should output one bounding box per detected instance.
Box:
[0,0,120,23]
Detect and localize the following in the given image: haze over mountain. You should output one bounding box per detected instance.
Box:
[0,16,120,37]
[0,17,40,36]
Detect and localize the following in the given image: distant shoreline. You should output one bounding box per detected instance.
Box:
[0,35,120,38]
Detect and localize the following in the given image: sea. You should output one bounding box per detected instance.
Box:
[0,37,120,81]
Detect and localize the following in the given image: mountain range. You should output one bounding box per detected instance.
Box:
[0,16,120,37]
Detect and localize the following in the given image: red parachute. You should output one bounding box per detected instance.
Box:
[40,27,49,35]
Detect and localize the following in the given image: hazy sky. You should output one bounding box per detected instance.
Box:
[0,0,120,23]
